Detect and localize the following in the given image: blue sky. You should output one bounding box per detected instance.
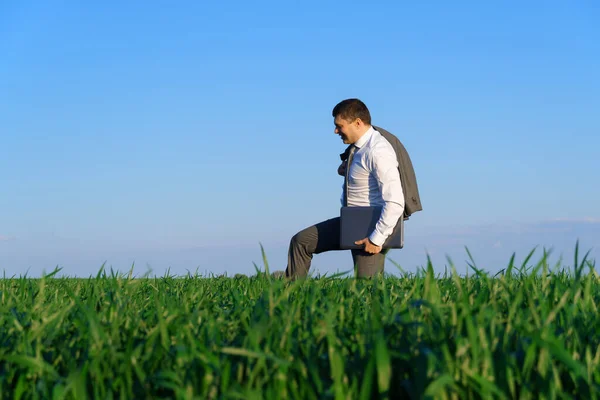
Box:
[1,1,599,277]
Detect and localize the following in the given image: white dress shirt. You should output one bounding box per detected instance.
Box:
[341,126,405,246]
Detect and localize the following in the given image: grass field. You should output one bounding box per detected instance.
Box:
[1,244,599,399]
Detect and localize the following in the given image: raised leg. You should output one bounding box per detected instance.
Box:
[285,217,341,279]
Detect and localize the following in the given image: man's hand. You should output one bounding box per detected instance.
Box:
[355,238,382,254]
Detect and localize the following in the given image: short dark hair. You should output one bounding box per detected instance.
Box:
[332,98,371,125]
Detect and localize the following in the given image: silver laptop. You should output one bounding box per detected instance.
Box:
[340,206,404,250]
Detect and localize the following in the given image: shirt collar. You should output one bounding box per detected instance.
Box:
[353,125,374,149]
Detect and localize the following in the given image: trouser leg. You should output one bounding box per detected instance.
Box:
[351,248,386,278]
[286,217,341,279]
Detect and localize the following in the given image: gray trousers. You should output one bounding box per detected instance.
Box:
[285,217,387,279]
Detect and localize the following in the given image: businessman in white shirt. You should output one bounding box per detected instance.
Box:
[285,99,405,279]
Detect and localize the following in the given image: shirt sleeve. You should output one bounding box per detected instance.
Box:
[367,145,405,246]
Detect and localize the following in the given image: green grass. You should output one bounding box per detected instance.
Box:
[0,244,599,399]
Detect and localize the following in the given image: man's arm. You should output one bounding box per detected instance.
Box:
[367,146,404,246]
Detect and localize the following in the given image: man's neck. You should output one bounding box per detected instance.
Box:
[353,125,373,147]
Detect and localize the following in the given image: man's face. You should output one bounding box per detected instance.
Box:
[334,116,359,144]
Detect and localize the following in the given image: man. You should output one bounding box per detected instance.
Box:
[285,98,404,279]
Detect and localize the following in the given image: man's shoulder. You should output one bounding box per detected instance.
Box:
[373,126,402,150]
[364,130,397,165]
[368,130,396,155]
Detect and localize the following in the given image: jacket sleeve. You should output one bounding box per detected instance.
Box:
[340,145,351,161]
[339,146,351,204]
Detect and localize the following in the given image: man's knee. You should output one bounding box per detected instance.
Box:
[290,226,316,249]
[289,217,339,257]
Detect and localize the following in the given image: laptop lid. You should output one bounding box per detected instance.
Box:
[340,206,404,250]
